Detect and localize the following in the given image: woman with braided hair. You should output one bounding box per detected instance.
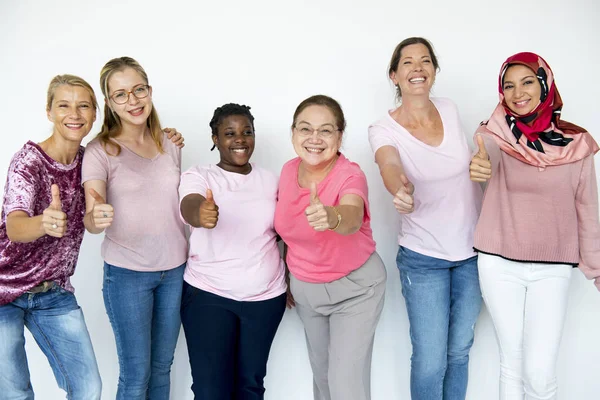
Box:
[179,103,287,399]
[470,52,600,399]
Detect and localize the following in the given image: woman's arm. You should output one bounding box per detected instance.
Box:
[83,179,114,234]
[180,191,218,229]
[6,184,66,242]
[282,242,295,308]
[373,146,414,213]
[305,183,365,236]
[574,155,600,291]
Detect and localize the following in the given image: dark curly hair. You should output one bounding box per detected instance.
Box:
[209,103,255,150]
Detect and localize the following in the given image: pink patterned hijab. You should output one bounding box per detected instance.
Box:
[477,52,598,167]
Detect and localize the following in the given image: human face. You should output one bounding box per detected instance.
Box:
[390,43,436,98]
[46,85,96,145]
[213,114,255,174]
[292,105,342,168]
[502,64,542,116]
[106,67,153,128]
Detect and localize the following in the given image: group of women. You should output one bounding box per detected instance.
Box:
[0,36,597,400]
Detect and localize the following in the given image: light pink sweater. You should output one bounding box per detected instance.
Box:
[474,137,600,288]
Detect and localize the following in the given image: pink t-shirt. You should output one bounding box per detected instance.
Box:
[82,133,187,271]
[178,164,286,301]
[274,154,376,283]
[368,97,482,261]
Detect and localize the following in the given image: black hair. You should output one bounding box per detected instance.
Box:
[209,103,255,150]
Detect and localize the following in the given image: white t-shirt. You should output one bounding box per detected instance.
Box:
[178,164,286,301]
[368,97,482,261]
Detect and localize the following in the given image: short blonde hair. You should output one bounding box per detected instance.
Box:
[46,74,98,111]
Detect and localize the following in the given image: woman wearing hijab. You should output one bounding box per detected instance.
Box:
[470,52,600,400]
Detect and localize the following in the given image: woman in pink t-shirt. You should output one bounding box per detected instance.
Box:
[368,37,483,400]
[179,103,287,399]
[274,95,387,400]
[470,52,600,400]
[81,57,188,400]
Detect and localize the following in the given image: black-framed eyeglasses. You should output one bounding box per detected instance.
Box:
[110,84,151,105]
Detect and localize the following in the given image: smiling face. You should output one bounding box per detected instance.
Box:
[46,84,96,145]
[502,64,542,116]
[213,114,255,174]
[292,105,342,168]
[390,43,436,98]
[106,67,153,128]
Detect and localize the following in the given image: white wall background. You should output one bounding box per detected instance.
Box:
[1,0,599,399]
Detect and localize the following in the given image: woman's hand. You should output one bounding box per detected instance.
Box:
[305,183,335,231]
[89,188,114,230]
[393,174,414,214]
[42,184,67,238]
[164,127,185,148]
[470,136,492,182]
[198,189,219,229]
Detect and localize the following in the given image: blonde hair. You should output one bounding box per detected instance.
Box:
[97,56,163,156]
[46,74,98,111]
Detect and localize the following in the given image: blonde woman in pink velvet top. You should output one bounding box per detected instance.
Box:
[470,52,600,400]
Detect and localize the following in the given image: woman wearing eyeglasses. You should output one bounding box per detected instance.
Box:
[368,37,483,400]
[274,95,386,400]
[82,57,188,400]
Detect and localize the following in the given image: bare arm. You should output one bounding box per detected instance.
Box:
[6,184,66,242]
[374,145,407,195]
[180,190,218,229]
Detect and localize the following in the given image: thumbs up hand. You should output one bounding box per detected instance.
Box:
[90,188,114,230]
[42,184,67,237]
[470,136,492,182]
[305,182,333,232]
[393,174,415,214]
[199,189,219,229]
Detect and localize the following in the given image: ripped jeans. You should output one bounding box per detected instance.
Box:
[397,246,482,400]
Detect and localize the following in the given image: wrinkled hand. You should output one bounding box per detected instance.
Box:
[42,184,67,238]
[305,182,332,231]
[470,136,492,182]
[90,189,114,230]
[199,189,219,229]
[164,127,185,148]
[393,174,414,214]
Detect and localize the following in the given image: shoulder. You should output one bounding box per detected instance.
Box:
[281,157,300,176]
[9,142,45,172]
[336,154,366,179]
[252,164,278,181]
[432,97,460,115]
[182,164,211,178]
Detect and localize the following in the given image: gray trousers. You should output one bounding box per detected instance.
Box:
[290,252,387,400]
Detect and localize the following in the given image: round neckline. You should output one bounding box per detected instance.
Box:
[295,153,343,191]
[28,141,81,170]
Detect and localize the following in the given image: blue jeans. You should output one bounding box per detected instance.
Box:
[180,282,286,399]
[397,246,482,400]
[103,262,185,400]
[0,285,101,400]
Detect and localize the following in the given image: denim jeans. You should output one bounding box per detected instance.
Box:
[103,262,185,400]
[180,282,286,399]
[0,285,101,400]
[397,246,482,400]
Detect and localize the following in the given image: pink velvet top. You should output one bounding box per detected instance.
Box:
[0,142,85,305]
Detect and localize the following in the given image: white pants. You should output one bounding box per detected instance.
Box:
[478,253,572,400]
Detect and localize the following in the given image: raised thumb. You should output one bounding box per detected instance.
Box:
[310,182,320,205]
[50,184,62,210]
[476,135,488,159]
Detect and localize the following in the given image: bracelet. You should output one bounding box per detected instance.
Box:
[328,206,342,231]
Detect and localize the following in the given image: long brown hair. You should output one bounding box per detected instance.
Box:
[97,57,163,156]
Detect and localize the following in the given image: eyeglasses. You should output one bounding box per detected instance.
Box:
[109,84,151,105]
[293,124,340,139]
